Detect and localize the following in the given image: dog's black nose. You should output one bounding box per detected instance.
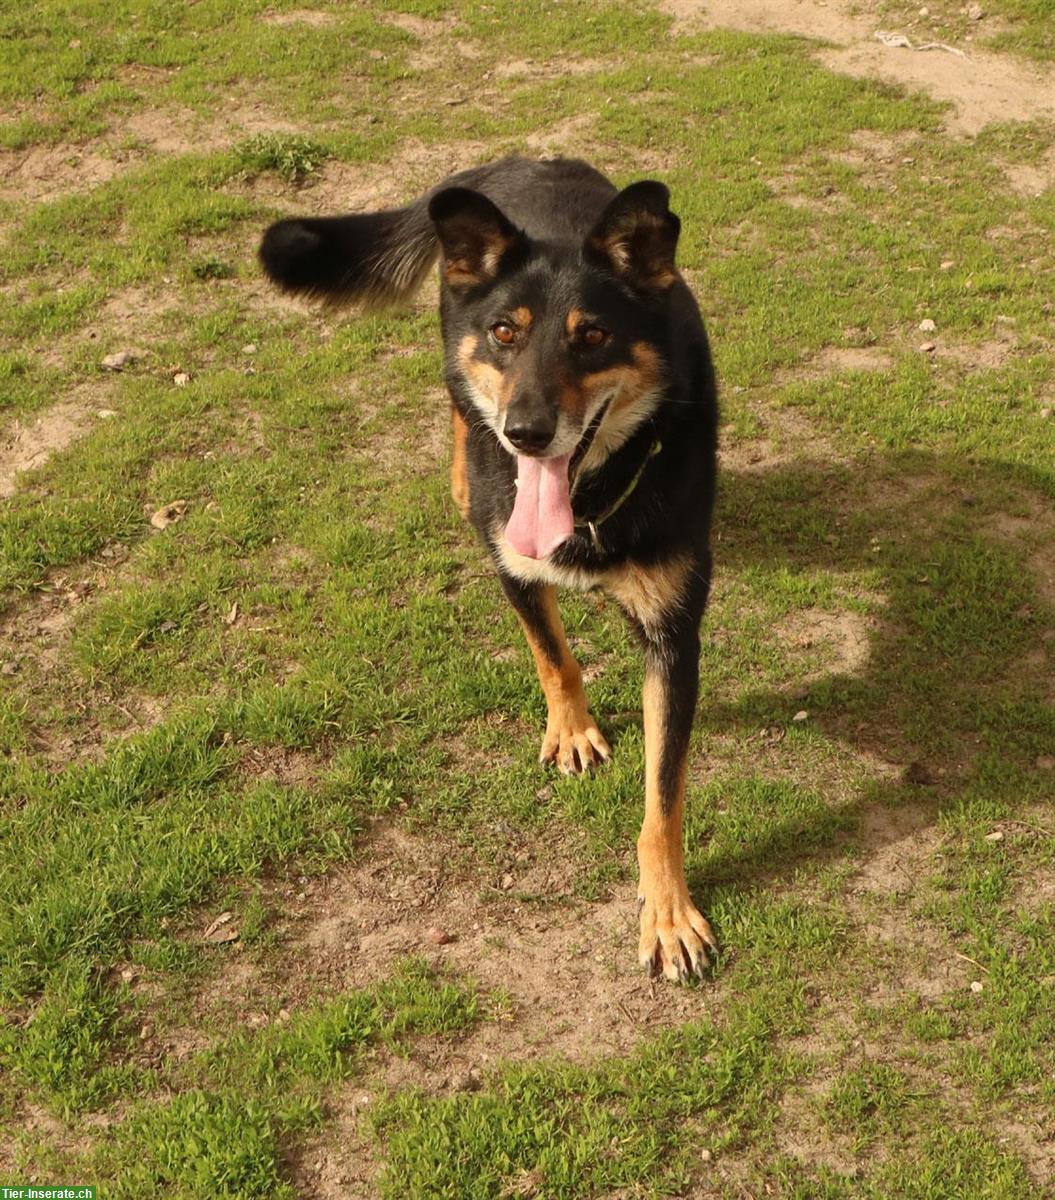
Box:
[504,401,555,454]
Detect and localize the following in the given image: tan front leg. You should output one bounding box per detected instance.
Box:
[450,406,470,520]
[605,552,717,982]
[637,671,717,982]
[502,578,611,775]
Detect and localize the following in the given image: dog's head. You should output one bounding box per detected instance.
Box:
[431,181,680,471]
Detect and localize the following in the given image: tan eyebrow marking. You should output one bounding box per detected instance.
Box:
[457,333,518,412]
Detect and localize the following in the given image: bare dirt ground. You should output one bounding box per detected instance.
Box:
[203,809,968,1198]
[0,401,91,497]
[664,0,1055,136]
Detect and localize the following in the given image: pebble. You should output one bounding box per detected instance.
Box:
[500,872,514,890]
[918,318,936,332]
[173,371,191,387]
[101,350,136,371]
[970,980,984,993]
[792,710,808,722]
[940,259,955,270]
[919,341,937,353]
[967,4,984,19]
[96,408,117,418]
[984,830,1004,842]
[426,926,452,945]
[150,500,188,530]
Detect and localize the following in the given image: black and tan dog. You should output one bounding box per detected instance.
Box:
[259,156,719,983]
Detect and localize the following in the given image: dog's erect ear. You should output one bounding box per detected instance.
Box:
[428,187,524,289]
[585,181,680,291]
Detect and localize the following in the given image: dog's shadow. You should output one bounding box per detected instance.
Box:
[679,446,1053,898]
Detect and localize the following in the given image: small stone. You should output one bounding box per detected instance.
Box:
[150,500,188,530]
[919,341,937,353]
[919,5,929,13]
[940,259,955,270]
[967,4,984,19]
[96,408,117,418]
[500,872,514,890]
[918,318,936,332]
[139,1023,153,1040]
[120,967,135,984]
[242,343,258,355]
[1036,755,1055,770]
[985,830,1004,842]
[173,371,191,387]
[970,980,984,993]
[701,1149,713,1163]
[278,1008,291,1022]
[102,350,136,371]
[426,926,452,945]
[203,911,234,940]
[536,785,553,802]
[792,710,808,722]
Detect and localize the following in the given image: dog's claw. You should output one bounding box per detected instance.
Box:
[637,889,717,985]
[539,715,611,777]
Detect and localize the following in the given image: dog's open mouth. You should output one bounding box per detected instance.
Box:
[505,399,611,561]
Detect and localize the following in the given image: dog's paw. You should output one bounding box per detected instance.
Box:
[539,709,611,775]
[637,885,718,983]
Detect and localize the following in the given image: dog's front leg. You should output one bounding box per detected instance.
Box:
[498,573,611,775]
[450,406,471,520]
[636,603,718,982]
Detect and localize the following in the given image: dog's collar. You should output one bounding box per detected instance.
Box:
[575,438,662,552]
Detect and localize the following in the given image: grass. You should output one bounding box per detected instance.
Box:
[1,0,1054,1196]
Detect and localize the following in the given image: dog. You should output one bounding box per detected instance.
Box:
[259,156,719,983]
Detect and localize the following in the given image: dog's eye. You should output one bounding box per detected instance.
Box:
[580,326,608,348]
[490,322,516,346]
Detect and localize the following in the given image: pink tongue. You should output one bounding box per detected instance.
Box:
[505,453,574,559]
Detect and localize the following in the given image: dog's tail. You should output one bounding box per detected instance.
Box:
[258,161,503,309]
